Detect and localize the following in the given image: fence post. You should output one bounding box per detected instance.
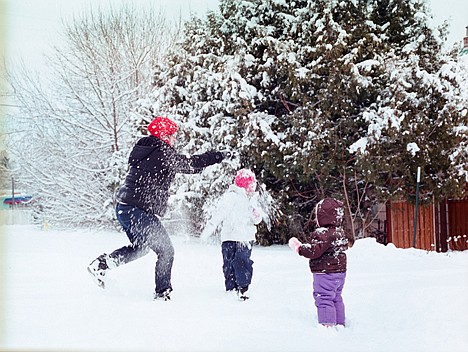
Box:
[413,167,421,248]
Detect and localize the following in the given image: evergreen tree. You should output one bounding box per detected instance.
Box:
[351,50,468,203]
[147,0,466,244]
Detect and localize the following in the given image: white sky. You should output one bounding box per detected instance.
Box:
[1,0,467,71]
[1,0,220,70]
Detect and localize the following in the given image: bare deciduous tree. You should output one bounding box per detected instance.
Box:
[6,5,179,227]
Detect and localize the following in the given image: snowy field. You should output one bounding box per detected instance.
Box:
[1,224,468,352]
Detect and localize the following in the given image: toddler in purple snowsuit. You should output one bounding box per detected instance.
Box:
[289,198,349,327]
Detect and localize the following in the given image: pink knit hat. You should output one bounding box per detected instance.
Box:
[235,169,257,194]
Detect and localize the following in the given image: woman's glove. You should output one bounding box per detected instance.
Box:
[213,152,225,163]
[288,237,302,254]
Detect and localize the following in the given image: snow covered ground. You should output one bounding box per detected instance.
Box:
[1,224,468,352]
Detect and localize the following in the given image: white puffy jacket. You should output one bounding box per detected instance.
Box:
[201,185,263,243]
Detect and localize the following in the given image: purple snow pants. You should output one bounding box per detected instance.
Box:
[312,272,346,326]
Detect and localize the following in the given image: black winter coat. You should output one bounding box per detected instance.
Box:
[116,136,224,216]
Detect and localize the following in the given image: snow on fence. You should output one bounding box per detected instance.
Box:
[0,209,33,225]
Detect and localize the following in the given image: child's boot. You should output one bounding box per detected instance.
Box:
[237,287,249,301]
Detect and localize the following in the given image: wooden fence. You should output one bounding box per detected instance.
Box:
[387,201,435,251]
[447,199,468,251]
[386,199,468,252]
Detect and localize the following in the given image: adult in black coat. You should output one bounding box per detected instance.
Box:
[88,116,226,300]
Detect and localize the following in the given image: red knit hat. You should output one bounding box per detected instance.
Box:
[148,116,179,145]
[235,169,257,194]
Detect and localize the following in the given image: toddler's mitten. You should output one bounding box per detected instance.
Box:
[288,237,302,253]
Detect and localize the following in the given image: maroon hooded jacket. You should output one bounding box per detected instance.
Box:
[298,198,348,273]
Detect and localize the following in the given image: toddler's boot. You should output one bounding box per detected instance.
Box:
[154,288,172,301]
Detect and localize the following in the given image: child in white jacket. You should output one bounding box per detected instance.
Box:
[201,169,263,300]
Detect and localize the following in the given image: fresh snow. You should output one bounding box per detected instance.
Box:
[406,142,421,156]
[2,224,468,352]
[349,137,368,154]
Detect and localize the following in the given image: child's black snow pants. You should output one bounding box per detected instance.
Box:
[221,240,253,292]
